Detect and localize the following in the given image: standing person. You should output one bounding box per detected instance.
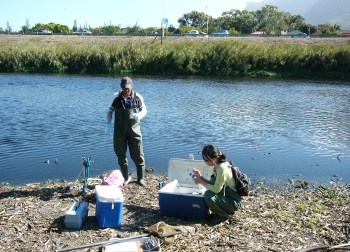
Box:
[106,77,147,186]
[192,145,241,225]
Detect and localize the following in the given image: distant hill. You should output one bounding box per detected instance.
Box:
[245,0,350,29]
[304,0,350,29]
[245,0,318,16]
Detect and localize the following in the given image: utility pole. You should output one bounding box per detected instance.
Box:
[206,5,209,34]
[162,0,164,38]
[160,0,168,44]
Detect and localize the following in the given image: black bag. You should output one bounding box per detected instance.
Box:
[229,161,250,196]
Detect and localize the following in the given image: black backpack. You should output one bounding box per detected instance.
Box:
[229,161,250,196]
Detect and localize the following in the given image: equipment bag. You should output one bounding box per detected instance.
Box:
[229,161,250,196]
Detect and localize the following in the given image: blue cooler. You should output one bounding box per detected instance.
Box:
[159,158,213,218]
[95,185,123,228]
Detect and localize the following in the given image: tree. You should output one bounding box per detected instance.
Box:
[32,23,50,31]
[6,21,12,33]
[254,5,281,34]
[178,11,209,28]
[21,18,31,34]
[284,13,306,31]
[216,10,235,30]
[167,25,176,33]
[317,23,338,35]
[334,24,341,31]
[73,20,78,32]
[299,24,317,35]
[217,9,257,34]
[272,11,291,34]
[99,25,121,34]
[32,22,69,33]
[126,21,141,34]
[53,24,70,33]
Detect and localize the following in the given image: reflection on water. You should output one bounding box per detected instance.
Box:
[0,74,349,185]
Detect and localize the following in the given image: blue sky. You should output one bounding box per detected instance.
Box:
[1,0,263,31]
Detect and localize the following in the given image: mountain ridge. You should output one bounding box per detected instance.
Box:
[245,0,350,29]
[305,0,350,29]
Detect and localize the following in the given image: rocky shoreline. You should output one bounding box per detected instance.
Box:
[0,173,349,252]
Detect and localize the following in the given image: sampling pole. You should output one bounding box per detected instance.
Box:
[82,156,93,193]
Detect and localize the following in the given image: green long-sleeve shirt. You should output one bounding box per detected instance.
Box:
[206,162,236,193]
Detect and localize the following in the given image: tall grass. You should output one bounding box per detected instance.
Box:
[0,41,349,79]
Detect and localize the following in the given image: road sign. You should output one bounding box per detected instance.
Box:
[161,18,168,25]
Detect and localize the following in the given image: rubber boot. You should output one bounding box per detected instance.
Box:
[136,165,145,186]
[121,165,131,186]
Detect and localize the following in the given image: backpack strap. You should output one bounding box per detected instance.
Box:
[228,161,238,183]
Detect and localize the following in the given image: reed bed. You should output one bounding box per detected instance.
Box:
[0,38,349,80]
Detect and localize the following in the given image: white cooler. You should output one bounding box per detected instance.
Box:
[64,202,89,229]
[158,158,213,218]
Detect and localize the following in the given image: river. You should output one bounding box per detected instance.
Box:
[0,73,349,186]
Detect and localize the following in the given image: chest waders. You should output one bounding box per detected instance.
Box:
[113,94,145,182]
[204,174,241,219]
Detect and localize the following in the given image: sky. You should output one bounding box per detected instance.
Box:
[1,0,263,31]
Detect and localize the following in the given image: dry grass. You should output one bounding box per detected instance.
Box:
[1,34,349,48]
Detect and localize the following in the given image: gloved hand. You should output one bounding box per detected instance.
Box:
[133,113,140,122]
[105,123,113,134]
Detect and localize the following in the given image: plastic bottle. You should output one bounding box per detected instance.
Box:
[173,179,180,190]
[189,172,197,179]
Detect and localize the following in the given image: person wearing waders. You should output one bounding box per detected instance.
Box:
[106,77,147,186]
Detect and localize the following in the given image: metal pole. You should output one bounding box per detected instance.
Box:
[162,0,165,38]
[56,231,182,252]
[56,234,150,252]
[206,5,209,34]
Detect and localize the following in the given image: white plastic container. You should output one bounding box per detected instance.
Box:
[158,158,213,218]
[64,202,89,229]
[95,185,124,228]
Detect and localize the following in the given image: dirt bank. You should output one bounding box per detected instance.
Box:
[0,173,349,252]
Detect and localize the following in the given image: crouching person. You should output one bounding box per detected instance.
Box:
[192,144,241,225]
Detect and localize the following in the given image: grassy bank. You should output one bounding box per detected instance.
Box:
[0,35,350,80]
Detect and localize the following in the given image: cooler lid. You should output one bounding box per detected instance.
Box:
[66,202,88,216]
[95,185,124,202]
[168,158,213,187]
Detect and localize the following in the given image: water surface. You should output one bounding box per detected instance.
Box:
[0,74,349,185]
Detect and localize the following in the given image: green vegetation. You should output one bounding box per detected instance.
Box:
[0,40,349,80]
[317,186,346,206]
[1,4,343,36]
[259,185,349,234]
[31,22,70,33]
[168,5,339,36]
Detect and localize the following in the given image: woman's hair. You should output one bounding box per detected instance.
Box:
[202,145,226,163]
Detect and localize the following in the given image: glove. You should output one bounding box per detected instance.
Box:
[105,123,113,134]
[148,221,181,245]
[133,113,140,122]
